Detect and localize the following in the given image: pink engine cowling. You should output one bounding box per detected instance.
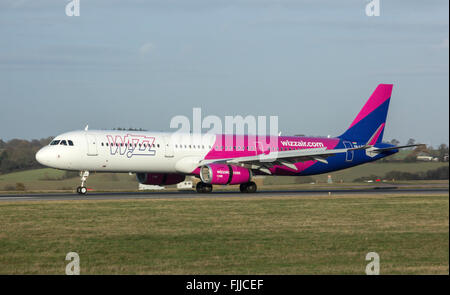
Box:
[200,164,252,185]
[136,173,185,185]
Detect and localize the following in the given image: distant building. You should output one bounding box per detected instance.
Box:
[416,152,438,162]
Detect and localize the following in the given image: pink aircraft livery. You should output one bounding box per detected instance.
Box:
[35,84,421,194]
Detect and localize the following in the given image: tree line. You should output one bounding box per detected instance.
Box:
[381,139,449,163]
[354,166,449,182]
[0,128,145,174]
[0,137,53,174]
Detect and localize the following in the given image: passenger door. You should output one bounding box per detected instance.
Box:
[85,133,98,156]
[164,135,174,158]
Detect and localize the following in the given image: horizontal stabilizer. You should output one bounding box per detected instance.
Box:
[373,144,425,153]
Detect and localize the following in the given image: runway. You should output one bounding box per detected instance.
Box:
[0,187,448,202]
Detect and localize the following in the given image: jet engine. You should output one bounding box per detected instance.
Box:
[136,173,185,185]
[200,164,252,185]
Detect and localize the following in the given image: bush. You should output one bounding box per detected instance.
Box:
[385,171,421,181]
[425,166,449,180]
[62,171,79,179]
[3,184,15,191]
[353,166,449,182]
[403,155,418,163]
[385,167,449,181]
[15,182,26,191]
[39,171,78,181]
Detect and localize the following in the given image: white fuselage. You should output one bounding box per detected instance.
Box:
[35,130,216,175]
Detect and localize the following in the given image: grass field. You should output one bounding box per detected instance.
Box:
[326,162,449,183]
[0,162,448,193]
[0,194,447,274]
[265,162,449,185]
[0,169,138,192]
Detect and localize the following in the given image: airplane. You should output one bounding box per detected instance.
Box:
[35,84,422,195]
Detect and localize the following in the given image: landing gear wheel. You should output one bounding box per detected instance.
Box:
[203,184,213,193]
[77,186,87,195]
[196,182,213,193]
[240,181,257,193]
[76,171,90,195]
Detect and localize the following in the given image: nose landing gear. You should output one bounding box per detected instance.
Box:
[76,171,89,195]
[76,186,87,195]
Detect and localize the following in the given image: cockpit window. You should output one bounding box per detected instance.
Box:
[50,139,74,146]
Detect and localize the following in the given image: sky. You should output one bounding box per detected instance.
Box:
[0,0,448,147]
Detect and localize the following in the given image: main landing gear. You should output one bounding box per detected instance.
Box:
[76,171,89,195]
[196,182,213,193]
[195,181,258,193]
[240,181,257,193]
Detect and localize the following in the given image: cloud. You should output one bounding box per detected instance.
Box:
[139,42,155,55]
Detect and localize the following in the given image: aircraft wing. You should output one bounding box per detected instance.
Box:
[198,146,368,174]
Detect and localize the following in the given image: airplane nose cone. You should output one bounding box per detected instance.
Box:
[35,147,51,166]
